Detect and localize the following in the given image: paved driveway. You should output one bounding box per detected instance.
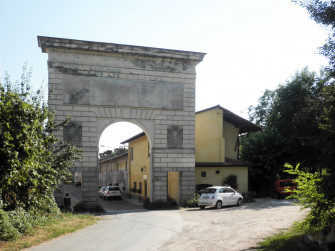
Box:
[26,198,308,251]
[64,184,143,211]
[26,209,182,251]
[160,198,309,251]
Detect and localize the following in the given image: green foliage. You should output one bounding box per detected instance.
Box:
[243,0,335,234]
[243,69,334,192]
[0,66,81,212]
[248,89,275,127]
[183,193,200,208]
[223,174,238,190]
[0,207,57,241]
[142,197,177,210]
[256,222,320,251]
[72,202,105,214]
[241,191,256,203]
[241,127,288,194]
[0,209,20,241]
[8,207,33,234]
[285,163,335,229]
[295,0,335,78]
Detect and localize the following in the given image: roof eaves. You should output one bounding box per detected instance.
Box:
[196,105,261,133]
[120,132,146,144]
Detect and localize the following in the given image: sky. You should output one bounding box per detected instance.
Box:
[0,0,329,152]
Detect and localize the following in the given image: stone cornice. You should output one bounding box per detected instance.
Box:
[38,36,206,63]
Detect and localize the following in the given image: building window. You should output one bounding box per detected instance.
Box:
[216,170,220,174]
[201,171,206,177]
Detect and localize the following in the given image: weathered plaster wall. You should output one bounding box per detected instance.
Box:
[195,108,225,162]
[195,166,248,193]
[38,36,205,206]
[222,120,239,160]
[128,134,150,198]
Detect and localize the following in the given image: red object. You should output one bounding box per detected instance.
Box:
[273,179,296,198]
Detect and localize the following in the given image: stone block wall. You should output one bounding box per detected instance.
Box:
[38,36,205,206]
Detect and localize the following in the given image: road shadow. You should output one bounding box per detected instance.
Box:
[64,183,144,213]
[183,198,298,212]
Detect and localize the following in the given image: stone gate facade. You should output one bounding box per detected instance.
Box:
[38,36,205,206]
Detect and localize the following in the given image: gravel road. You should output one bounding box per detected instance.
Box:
[159,198,308,251]
[41,186,308,251]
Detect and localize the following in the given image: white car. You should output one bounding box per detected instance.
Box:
[103,186,122,200]
[198,186,243,209]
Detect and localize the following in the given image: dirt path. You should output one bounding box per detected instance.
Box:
[159,198,308,251]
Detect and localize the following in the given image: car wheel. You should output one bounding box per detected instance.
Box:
[215,201,222,209]
[200,206,205,209]
[236,198,243,206]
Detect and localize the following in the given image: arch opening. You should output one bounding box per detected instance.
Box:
[98,121,152,202]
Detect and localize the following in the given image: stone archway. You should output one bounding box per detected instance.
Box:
[38,36,205,207]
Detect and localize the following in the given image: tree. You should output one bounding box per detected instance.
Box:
[243,66,335,228]
[295,0,335,78]
[294,2,335,223]
[0,67,81,212]
[241,0,335,229]
[240,128,288,194]
[247,68,328,167]
[248,89,275,127]
[242,68,332,193]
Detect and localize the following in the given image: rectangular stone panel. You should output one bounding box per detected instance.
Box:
[63,122,82,147]
[90,78,139,107]
[63,76,89,105]
[161,84,184,109]
[63,75,183,109]
[167,125,183,148]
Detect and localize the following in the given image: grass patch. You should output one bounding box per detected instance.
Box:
[255,222,323,251]
[0,213,99,251]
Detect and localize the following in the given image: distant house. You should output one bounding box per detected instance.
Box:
[98,148,128,192]
[195,105,261,192]
[99,105,260,202]
[120,132,150,200]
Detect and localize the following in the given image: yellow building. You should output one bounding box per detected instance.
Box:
[121,132,150,200]
[98,149,128,192]
[195,105,261,193]
[122,105,260,201]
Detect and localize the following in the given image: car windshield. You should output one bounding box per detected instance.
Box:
[109,187,120,191]
[203,188,216,194]
[280,181,293,187]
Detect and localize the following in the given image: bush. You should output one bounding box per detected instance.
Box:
[143,197,177,210]
[183,194,200,208]
[8,207,33,234]
[223,174,238,190]
[241,191,256,203]
[0,209,20,241]
[0,207,55,241]
[285,163,335,230]
[195,184,212,194]
[73,202,105,214]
